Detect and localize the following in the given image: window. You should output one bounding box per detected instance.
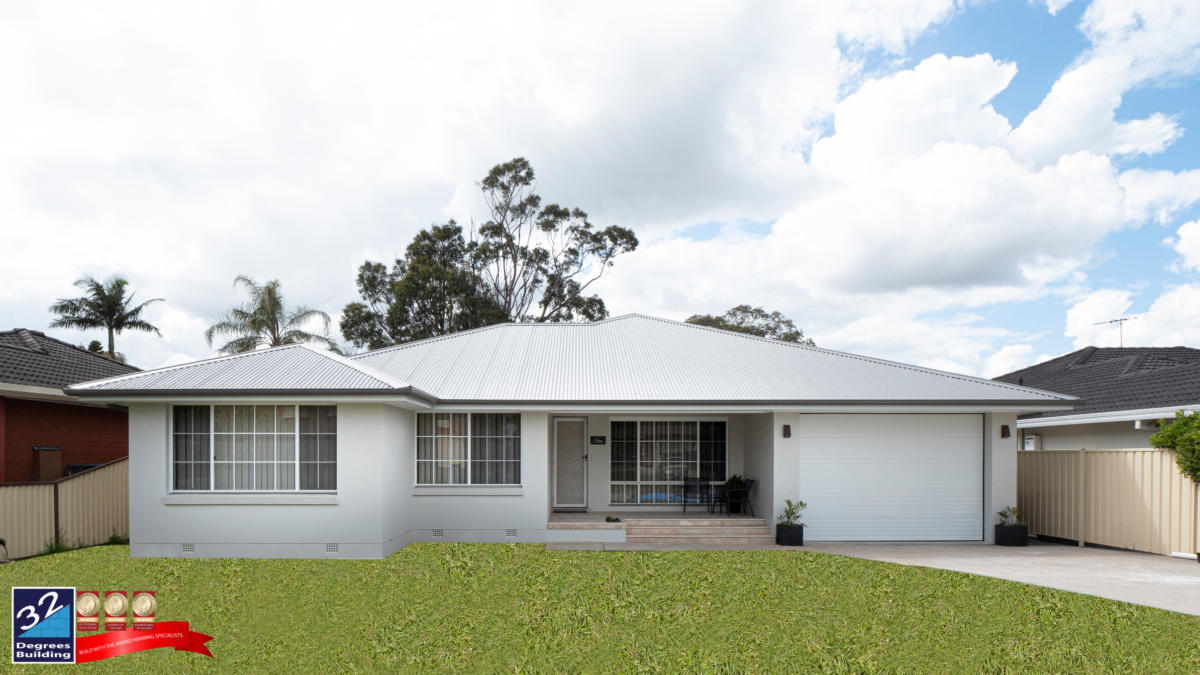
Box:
[173,406,210,490]
[171,405,335,492]
[416,412,521,485]
[609,419,727,504]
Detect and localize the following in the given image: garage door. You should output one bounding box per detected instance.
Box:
[795,414,982,541]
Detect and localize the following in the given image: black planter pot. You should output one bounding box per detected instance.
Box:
[776,524,804,546]
[728,501,742,514]
[995,524,1028,546]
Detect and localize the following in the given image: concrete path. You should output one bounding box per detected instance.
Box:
[806,540,1200,616]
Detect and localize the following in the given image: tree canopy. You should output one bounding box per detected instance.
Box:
[205,276,336,354]
[49,275,162,358]
[686,305,814,344]
[471,158,638,322]
[1150,411,1200,483]
[341,158,637,349]
[341,223,507,350]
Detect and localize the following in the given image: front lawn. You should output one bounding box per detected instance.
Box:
[3,544,1199,672]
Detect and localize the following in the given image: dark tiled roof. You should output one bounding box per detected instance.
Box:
[0,329,139,391]
[994,347,1200,419]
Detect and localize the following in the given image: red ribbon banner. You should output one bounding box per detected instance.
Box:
[75,622,214,663]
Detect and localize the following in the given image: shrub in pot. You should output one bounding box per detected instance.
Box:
[725,475,746,513]
[776,498,807,546]
[995,505,1028,546]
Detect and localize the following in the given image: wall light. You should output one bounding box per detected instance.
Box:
[782,424,791,438]
[1000,425,1011,438]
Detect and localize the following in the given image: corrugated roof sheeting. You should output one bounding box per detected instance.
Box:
[75,344,399,391]
[351,315,1070,403]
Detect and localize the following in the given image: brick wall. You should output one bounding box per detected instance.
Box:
[1,397,128,483]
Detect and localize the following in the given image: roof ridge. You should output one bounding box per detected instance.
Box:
[625,314,1073,400]
[299,344,409,389]
[350,321,524,358]
[70,343,311,389]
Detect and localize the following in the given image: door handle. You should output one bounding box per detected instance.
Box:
[583,454,588,461]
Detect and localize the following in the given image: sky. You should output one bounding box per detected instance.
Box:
[3,0,1200,378]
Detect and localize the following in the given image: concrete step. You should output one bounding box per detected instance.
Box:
[623,518,766,528]
[624,535,777,545]
[626,526,771,536]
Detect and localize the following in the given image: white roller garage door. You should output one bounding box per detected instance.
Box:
[795,414,982,541]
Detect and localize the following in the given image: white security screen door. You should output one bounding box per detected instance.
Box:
[554,418,588,508]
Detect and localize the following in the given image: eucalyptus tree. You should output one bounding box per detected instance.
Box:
[49,275,163,357]
[686,305,815,345]
[341,157,638,348]
[205,276,336,354]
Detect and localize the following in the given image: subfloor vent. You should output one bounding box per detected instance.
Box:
[324,543,340,554]
[431,529,444,538]
[180,543,196,554]
[506,529,518,538]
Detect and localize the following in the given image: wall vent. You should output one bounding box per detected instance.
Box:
[324,543,340,554]
[505,529,518,538]
[431,529,444,538]
[180,543,196,554]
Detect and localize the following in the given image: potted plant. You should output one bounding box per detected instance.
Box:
[724,475,746,513]
[776,498,807,546]
[995,505,1028,546]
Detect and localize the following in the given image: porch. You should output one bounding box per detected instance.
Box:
[547,510,774,549]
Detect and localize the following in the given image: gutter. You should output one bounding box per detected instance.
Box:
[1017,404,1200,428]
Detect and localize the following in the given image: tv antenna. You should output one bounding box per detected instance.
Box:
[1093,315,1137,347]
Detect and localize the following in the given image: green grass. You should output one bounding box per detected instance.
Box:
[3,544,1199,672]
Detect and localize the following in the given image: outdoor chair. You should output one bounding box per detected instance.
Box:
[724,479,756,517]
[682,476,708,513]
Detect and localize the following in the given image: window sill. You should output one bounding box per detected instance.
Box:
[411,486,524,497]
[163,493,338,505]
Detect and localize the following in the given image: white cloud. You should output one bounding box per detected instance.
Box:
[1065,284,1200,348]
[982,344,1057,378]
[1044,0,1077,15]
[1173,220,1200,271]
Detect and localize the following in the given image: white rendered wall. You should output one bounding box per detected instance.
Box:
[741,413,774,525]
[129,403,393,559]
[1023,421,1155,451]
[381,405,414,554]
[985,412,1019,544]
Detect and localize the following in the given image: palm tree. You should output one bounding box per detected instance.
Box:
[205,276,336,354]
[49,275,163,357]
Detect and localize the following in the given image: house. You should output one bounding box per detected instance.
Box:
[0,328,138,482]
[993,347,1200,451]
[65,315,1073,558]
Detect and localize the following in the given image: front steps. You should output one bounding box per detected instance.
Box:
[623,517,774,546]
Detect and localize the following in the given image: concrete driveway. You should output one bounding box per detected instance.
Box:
[806,540,1200,615]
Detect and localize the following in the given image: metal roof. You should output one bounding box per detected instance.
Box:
[67,315,1073,406]
[348,315,1072,404]
[69,344,408,394]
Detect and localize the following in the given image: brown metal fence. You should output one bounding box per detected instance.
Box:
[1018,449,1200,556]
[0,457,128,560]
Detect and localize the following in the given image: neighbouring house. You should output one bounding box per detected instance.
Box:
[993,346,1200,451]
[66,315,1073,558]
[0,329,138,483]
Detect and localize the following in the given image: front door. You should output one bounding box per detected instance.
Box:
[553,417,588,508]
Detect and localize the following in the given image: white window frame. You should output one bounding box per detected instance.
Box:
[414,412,523,486]
[168,404,337,494]
[608,417,729,505]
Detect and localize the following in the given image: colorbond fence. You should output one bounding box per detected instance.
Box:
[1018,449,1199,556]
[0,457,128,560]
